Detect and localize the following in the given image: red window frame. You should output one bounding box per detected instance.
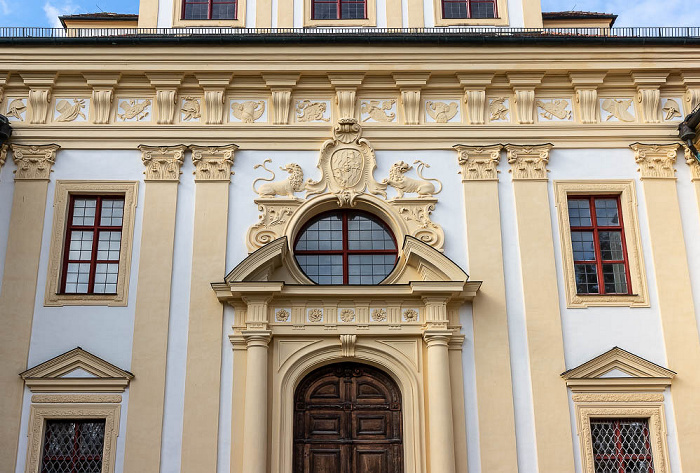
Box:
[441,0,497,20]
[40,419,105,473]
[590,419,655,473]
[311,0,368,20]
[181,0,238,20]
[60,195,124,295]
[568,195,632,295]
[294,211,398,285]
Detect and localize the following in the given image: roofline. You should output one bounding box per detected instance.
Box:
[58,14,139,29]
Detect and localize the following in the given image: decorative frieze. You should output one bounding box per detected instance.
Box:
[295,100,331,123]
[92,90,114,124]
[360,99,396,123]
[11,144,60,180]
[572,393,664,403]
[464,90,486,125]
[335,89,356,119]
[5,98,26,122]
[455,144,502,181]
[230,100,267,123]
[54,98,89,122]
[400,90,421,125]
[191,144,237,181]
[31,394,123,403]
[513,89,536,124]
[117,99,152,122]
[139,145,186,181]
[575,89,598,124]
[27,88,52,124]
[506,144,553,180]
[425,100,460,123]
[180,96,202,122]
[536,99,573,121]
[600,98,636,122]
[661,98,683,122]
[637,88,661,124]
[271,89,292,125]
[631,143,678,179]
[155,90,178,124]
[488,97,510,122]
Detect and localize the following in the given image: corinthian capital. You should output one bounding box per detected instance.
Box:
[190,144,238,181]
[455,144,503,181]
[139,145,187,181]
[506,144,553,180]
[11,144,60,180]
[630,143,678,179]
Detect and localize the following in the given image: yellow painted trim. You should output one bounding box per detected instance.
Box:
[180,147,235,473]
[256,0,272,27]
[407,0,423,27]
[386,0,402,27]
[277,0,293,27]
[44,181,138,307]
[62,20,139,29]
[432,0,508,27]
[137,0,159,28]
[25,402,121,473]
[554,180,649,308]
[448,334,469,473]
[638,172,700,471]
[171,0,246,27]
[0,152,56,473]
[303,0,377,27]
[229,332,247,473]
[510,167,576,471]
[521,0,542,28]
[122,171,181,473]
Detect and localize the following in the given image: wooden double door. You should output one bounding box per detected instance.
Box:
[293,363,403,473]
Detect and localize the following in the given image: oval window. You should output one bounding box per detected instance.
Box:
[294,211,398,285]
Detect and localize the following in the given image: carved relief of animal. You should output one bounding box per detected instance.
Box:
[232,100,265,123]
[55,99,86,122]
[385,160,443,198]
[118,99,151,121]
[536,99,571,120]
[426,101,459,123]
[361,100,395,122]
[253,159,305,198]
[489,97,509,121]
[602,98,635,122]
[296,100,329,122]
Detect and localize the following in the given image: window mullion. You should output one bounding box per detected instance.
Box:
[61,196,77,294]
[342,213,349,285]
[88,196,102,293]
[590,197,606,295]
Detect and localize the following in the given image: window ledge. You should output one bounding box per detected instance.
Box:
[569,293,649,308]
[172,18,245,27]
[304,18,376,27]
[434,17,508,27]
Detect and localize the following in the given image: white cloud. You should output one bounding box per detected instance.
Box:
[541,0,700,27]
[0,0,10,15]
[43,1,81,28]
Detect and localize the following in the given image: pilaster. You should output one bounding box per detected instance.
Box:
[393,73,430,125]
[180,145,236,473]
[20,73,56,124]
[632,142,700,472]
[0,144,59,473]
[507,73,543,125]
[570,72,606,124]
[123,145,184,473]
[84,73,121,124]
[241,330,272,473]
[455,144,519,473]
[196,73,233,125]
[508,143,576,473]
[147,73,184,125]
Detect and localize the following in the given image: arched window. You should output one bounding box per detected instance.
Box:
[442,0,496,19]
[294,211,398,285]
[312,0,367,20]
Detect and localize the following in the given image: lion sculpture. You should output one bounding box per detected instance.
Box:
[385,160,442,198]
[253,159,305,198]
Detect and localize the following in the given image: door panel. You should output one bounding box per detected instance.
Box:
[294,363,403,473]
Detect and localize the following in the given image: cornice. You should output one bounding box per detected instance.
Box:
[454,144,503,181]
[10,143,60,180]
[630,143,679,179]
[506,143,553,180]
[139,144,187,181]
[190,144,238,181]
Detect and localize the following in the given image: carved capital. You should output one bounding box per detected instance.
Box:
[513,89,536,124]
[455,144,502,181]
[464,89,486,125]
[11,144,60,180]
[400,89,421,125]
[271,89,292,125]
[335,88,357,119]
[191,144,238,181]
[575,88,598,124]
[631,143,678,179]
[139,145,187,181]
[685,146,700,181]
[241,330,272,348]
[423,330,452,348]
[506,144,553,180]
[637,88,661,123]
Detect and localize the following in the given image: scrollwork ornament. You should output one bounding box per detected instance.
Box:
[631,143,678,179]
[139,145,186,181]
[11,144,60,180]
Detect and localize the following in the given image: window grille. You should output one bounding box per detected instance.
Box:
[312,0,367,20]
[294,211,397,284]
[61,196,124,294]
[182,0,237,20]
[40,419,106,473]
[442,0,497,19]
[591,419,655,473]
[567,195,632,295]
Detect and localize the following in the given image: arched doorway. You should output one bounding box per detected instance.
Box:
[293,362,403,473]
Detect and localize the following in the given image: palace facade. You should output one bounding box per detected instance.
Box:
[1,1,700,473]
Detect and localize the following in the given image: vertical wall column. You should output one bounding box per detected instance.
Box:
[506,144,576,473]
[686,147,700,212]
[633,144,700,472]
[123,145,186,473]
[241,329,272,473]
[455,145,518,473]
[179,145,236,473]
[0,144,59,472]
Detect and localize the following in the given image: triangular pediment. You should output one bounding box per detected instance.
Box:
[21,347,133,392]
[561,347,675,380]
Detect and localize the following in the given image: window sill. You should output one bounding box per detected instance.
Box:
[172,18,245,27]
[568,293,649,309]
[434,17,508,26]
[304,18,376,27]
[45,293,127,307]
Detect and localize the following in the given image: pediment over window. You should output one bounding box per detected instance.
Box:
[20,347,133,392]
[561,347,675,392]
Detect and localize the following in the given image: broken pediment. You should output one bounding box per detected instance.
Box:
[20,347,133,392]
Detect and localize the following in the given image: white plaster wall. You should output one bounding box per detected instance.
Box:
[506,0,524,27]
[158,0,175,27]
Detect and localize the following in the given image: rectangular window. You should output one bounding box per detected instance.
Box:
[442,0,496,19]
[61,196,124,295]
[312,0,367,19]
[182,0,237,20]
[567,195,632,295]
[41,419,106,473]
[590,419,655,473]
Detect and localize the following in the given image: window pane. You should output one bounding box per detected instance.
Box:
[72,198,97,226]
[575,264,598,294]
[69,231,94,261]
[184,2,209,19]
[41,420,105,473]
[212,2,236,18]
[347,214,395,250]
[65,263,91,293]
[97,231,122,261]
[603,263,628,294]
[470,0,495,18]
[571,231,595,261]
[313,2,337,19]
[594,198,620,226]
[348,254,396,284]
[598,231,624,260]
[94,263,119,294]
[568,199,592,227]
[296,254,343,285]
[590,419,654,473]
[341,1,364,18]
[100,199,124,226]
[443,0,467,19]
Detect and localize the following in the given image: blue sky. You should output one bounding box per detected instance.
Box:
[0,0,698,28]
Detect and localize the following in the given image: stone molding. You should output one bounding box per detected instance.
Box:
[506,143,553,180]
[455,144,503,181]
[191,144,238,181]
[32,394,123,403]
[139,144,187,181]
[572,393,664,403]
[10,143,60,180]
[630,143,679,179]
